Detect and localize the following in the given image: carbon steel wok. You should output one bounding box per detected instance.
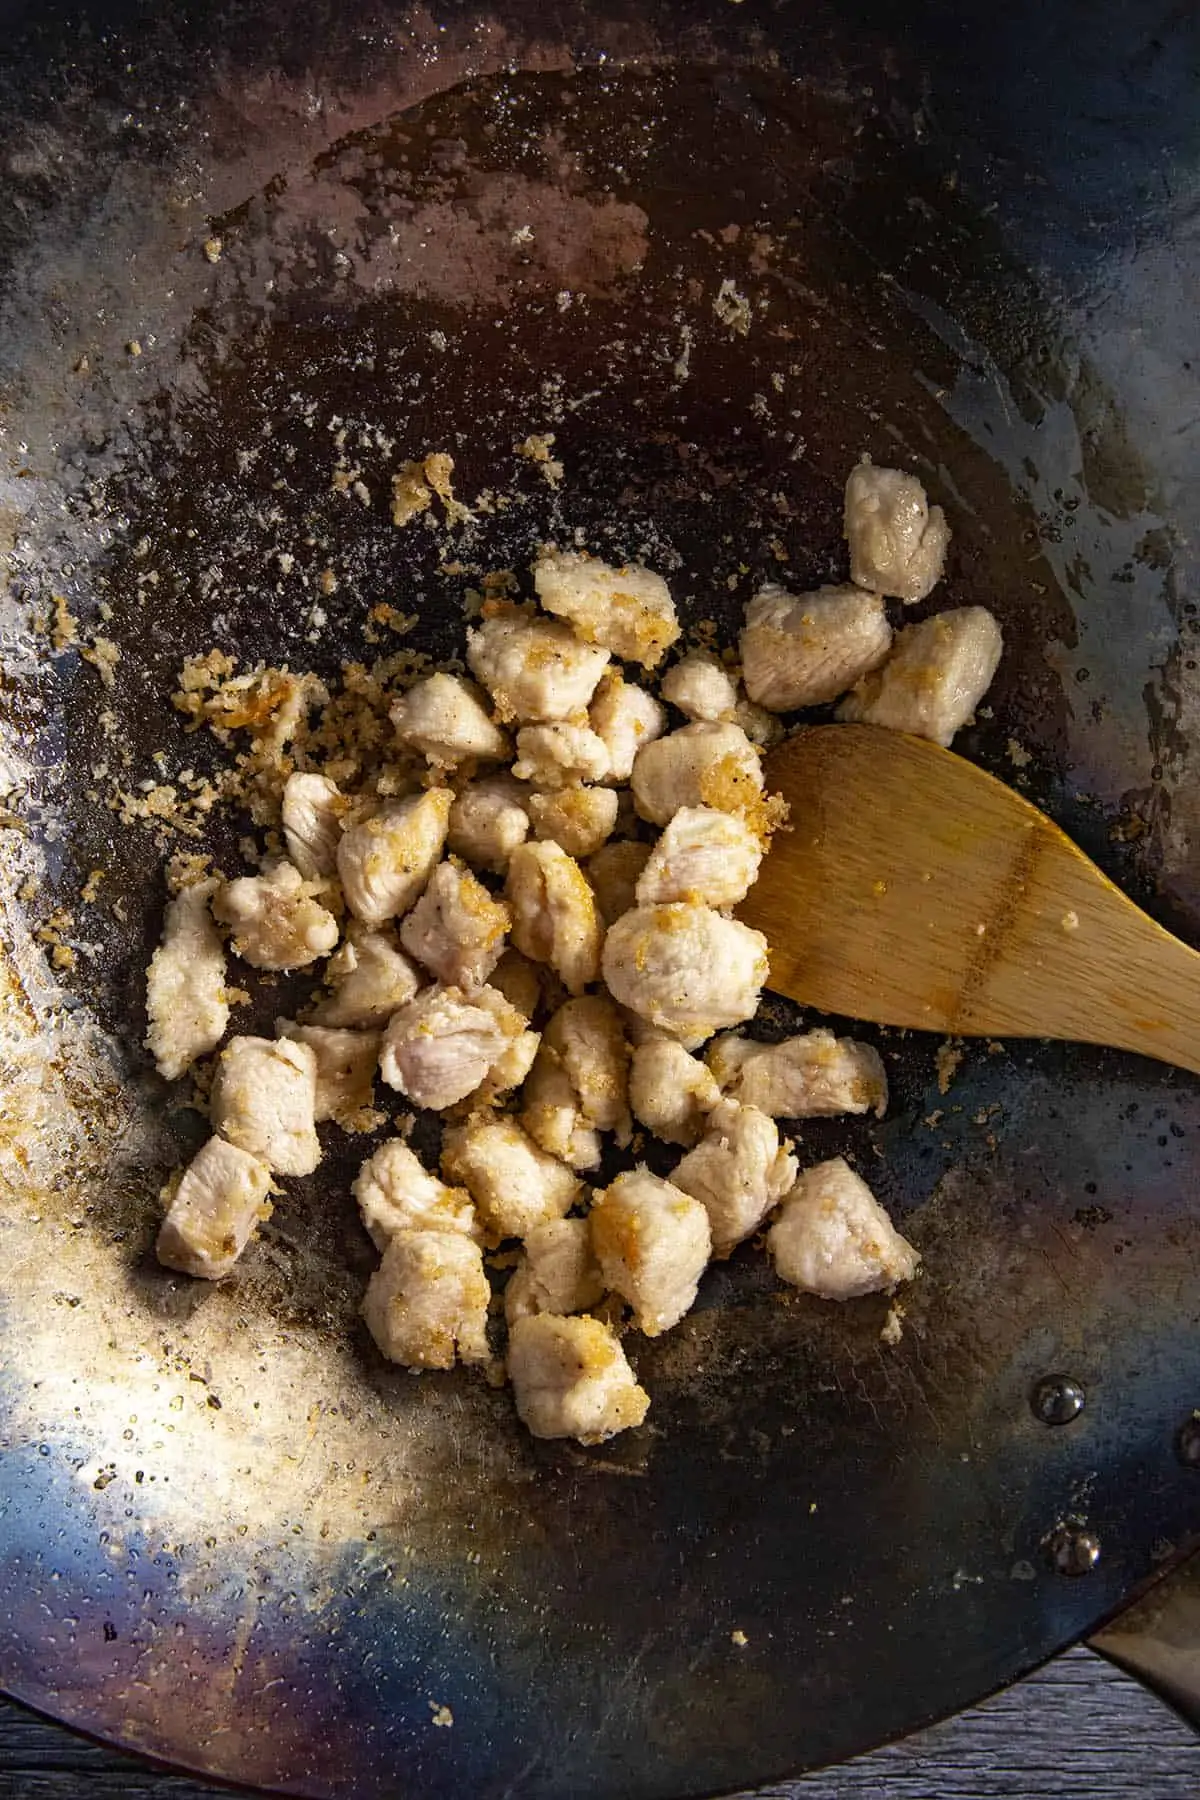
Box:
[3,0,1200,1793]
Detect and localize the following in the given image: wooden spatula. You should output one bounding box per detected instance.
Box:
[739,723,1200,1075]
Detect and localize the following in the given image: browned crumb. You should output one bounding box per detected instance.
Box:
[392,452,472,529]
[203,236,223,264]
[935,1040,965,1095]
[80,869,105,904]
[51,594,79,651]
[80,636,121,687]
[515,433,564,488]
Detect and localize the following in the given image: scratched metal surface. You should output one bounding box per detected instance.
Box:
[3,1,1200,1795]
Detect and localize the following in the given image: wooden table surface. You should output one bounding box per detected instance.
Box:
[2,1646,1197,1798]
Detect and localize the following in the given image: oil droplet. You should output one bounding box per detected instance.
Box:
[1176,1414,1200,1466]
[1046,1523,1100,1576]
[1030,1374,1086,1425]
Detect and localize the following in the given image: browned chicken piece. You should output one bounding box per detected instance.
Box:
[447,773,532,875]
[466,610,610,723]
[505,840,604,995]
[390,672,508,768]
[281,772,345,879]
[837,607,1003,747]
[659,650,739,722]
[352,1138,478,1252]
[844,459,950,603]
[312,920,421,1029]
[628,1037,721,1147]
[336,787,453,926]
[740,583,893,711]
[378,984,525,1111]
[399,857,511,990]
[521,1053,602,1171]
[542,993,631,1138]
[508,1313,650,1443]
[513,722,611,788]
[469,1026,541,1107]
[212,860,339,971]
[487,946,543,1020]
[210,1034,321,1176]
[631,721,764,828]
[503,1218,606,1325]
[585,840,653,926]
[634,806,763,910]
[588,669,667,780]
[276,1021,380,1126]
[145,876,229,1081]
[441,1114,581,1242]
[602,903,769,1049]
[533,547,680,669]
[156,1135,275,1279]
[768,1157,919,1298]
[590,1166,712,1336]
[362,1229,491,1369]
[734,695,786,748]
[529,785,619,859]
[670,1098,797,1257]
[708,1028,888,1119]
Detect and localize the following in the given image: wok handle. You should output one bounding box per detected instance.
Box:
[1089,1553,1200,1733]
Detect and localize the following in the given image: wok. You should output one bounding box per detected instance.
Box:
[3,0,1200,1793]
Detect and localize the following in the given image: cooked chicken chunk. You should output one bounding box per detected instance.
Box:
[276,1021,380,1126]
[469,1025,541,1106]
[156,1135,275,1279]
[336,787,453,926]
[312,921,421,1028]
[602,904,769,1048]
[529,785,619,859]
[281,772,345,879]
[447,774,531,873]
[628,1038,721,1147]
[399,857,510,990]
[508,1313,650,1443]
[671,1099,797,1257]
[740,583,892,711]
[768,1157,919,1298]
[710,1028,888,1118]
[487,946,542,1020]
[545,993,631,1133]
[362,1229,491,1369]
[533,547,680,669]
[513,722,611,788]
[734,695,786,748]
[212,860,339,971]
[837,607,1003,747]
[210,1034,321,1176]
[145,876,229,1081]
[466,610,610,723]
[390,672,508,768]
[352,1138,477,1252]
[589,670,667,781]
[504,1218,605,1325]
[378,984,525,1110]
[844,459,950,603]
[659,650,738,722]
[521,1052,602,1171]
[590,1167,712,1336]
[585,840,653,926]
[505,840,604,994]
[634,806,763,910]
[442,1115,580,1241]
[631,721,763,828]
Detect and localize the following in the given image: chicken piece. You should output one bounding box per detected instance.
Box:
[513,722,611,788]
[212,860,339,972]
[378,984,524,1111]
[520,1054,601,1170]
[508,1313,650,1443]
[312,921,421,1028]
[628,1038,721,1147]
[734,695,786,749]
[466,610,610,723]
[844,459,950,603]
[541,993,631,1137]
[585,840,653,926]
[442,1114,580,1242]
[711,1028,889,1119]
[390,672,508,768]
[704,1032,765,1090]
[399,857,510,990]
[504,1218,605,1325]
[336,787,453,927]
[768,1157,919,1299]
[156,1135,275,1279]
[589,670,667,781]
[631,721,763,828]
[145,876,229,1081]
[487,946,542,1020]
[529,785,619,859]
[659,650,738,722]
[602,904,768,1048]
[447,773,531,874]
[505,840,604,995]
[590,1167,712,1336]
[671,1098,797,1257]
[282,772,345,879]
[470,1026,541,1106]
[210,1034,321,1176]
[837,607,1003,747]
[533,547,680,669]
[276,1021,380,1126]
[634,806,763,910]
[362,1229,491,1369]
[352,1138,477,1252]
[740,583,893,711]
